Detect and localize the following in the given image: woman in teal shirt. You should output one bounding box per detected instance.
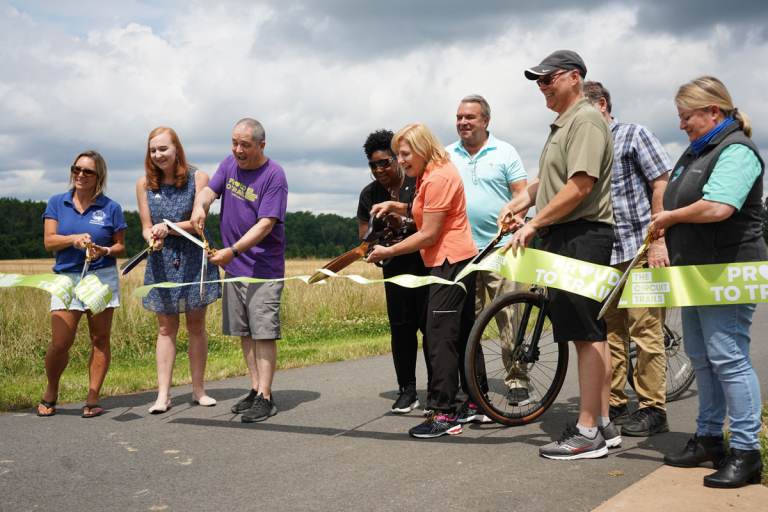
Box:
[651,76,764,488]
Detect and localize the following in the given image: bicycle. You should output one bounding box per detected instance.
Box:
[465,288,695,427]
[464,284,569,426]
[627,307,695,402]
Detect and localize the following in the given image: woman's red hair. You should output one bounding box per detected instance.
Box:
[144,126,189,190]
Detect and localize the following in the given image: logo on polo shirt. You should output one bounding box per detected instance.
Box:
[90,210,106,225]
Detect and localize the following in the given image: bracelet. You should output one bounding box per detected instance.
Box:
[230,246,240,257]
[106,247,112,256]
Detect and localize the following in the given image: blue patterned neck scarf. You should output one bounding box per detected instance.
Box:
[690,116,735,155]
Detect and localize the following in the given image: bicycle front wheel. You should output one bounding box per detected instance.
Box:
[464,291,568,426]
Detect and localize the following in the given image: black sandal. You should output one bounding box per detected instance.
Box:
[37,400,57,417]
[81,404,104,418]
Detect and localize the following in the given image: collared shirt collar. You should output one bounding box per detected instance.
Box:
[552,98,590,128]
[63,190,107,208]
[453,132,498,159]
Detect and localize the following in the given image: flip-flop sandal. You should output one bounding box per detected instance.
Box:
[81,404,104,418]
[37,400,57,417]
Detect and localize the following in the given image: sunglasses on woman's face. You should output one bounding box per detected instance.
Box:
[70,165,97,177]
[368,157,395,170]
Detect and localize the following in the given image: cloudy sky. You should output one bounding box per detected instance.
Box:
[1,0,767,216]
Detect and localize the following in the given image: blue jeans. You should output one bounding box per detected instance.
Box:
[682,304,762,450]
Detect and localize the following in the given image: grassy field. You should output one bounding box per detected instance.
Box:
[0,258,392,410]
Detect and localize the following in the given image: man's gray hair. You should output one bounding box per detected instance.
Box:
[460,94,491,119]
[234,118,266,142]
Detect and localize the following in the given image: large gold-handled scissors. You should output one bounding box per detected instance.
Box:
[80,241,96,280]
[597,232,652,320]
[163,219,216,299]
[120,239,158,277]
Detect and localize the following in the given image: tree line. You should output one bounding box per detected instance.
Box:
[0,197,359,260]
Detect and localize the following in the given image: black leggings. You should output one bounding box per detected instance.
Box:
[383,253,428,389]
[424,257,478,412]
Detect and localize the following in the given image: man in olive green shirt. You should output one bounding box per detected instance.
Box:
[499,50,616,460]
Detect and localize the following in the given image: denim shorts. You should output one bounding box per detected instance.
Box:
[50,265,121,311]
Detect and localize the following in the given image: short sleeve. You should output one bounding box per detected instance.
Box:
[208,162,227,195]
[111,202,127,232]
[421,175,454,212]
[357,186,373,221]
[702,144,762,209]
[634,126,671,182]
[43,195,59,221]
[566,121,608,180]
[257,170,288,222]
[503,146,528,184]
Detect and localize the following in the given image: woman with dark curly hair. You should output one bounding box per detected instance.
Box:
[357,129,428,414]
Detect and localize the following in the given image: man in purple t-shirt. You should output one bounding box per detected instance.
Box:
[191,118,288,423]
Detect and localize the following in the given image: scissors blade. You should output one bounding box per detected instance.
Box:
[597,236,651,320]
[163,219,206,249]
[120,247,150,276]
[469,228,506,266]
[200,249,207,300]
[80,258,90,280]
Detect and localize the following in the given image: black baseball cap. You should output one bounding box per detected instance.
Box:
[524,50,587,80]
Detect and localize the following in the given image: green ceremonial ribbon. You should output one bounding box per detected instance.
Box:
[133,248,621,302]
[0,272,113,314]
[74,274,112,314]
[459,247,622,302]
[619,261,768,308]
[0,272,74,306]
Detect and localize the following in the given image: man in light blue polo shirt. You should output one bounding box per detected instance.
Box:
[447,94,530,417]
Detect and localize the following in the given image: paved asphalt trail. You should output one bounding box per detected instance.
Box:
[2,306,767,512]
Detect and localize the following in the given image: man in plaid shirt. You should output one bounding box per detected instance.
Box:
[585,81,672,438]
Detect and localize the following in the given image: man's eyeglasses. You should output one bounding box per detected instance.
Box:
[71,165,97,177]
[536,70,567,87]
[369,157,395,170]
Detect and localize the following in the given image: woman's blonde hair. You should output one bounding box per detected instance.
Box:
[392,123,449,167]
[69,150,107,197]
[675,76,752,137]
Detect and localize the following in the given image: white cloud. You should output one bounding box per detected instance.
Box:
[1,0,767,219]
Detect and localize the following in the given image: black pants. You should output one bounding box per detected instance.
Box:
[424,257,477,412]
[382,252,428,390]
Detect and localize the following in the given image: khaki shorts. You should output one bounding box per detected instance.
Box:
[222,274,283,340]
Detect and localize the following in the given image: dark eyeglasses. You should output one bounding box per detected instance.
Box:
[536,70,567,87]
[70,165,97,176]
[368,157,395,170]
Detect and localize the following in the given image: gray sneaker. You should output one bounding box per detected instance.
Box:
[599,421,622,448]
[241,394,277,423]
[539,424,608,460]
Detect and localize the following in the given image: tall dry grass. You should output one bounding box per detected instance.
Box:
[0,258,391,409]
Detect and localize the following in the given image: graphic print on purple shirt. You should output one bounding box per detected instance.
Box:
[208,155,288,278]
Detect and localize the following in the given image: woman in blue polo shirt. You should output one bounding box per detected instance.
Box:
[38,150,127,418]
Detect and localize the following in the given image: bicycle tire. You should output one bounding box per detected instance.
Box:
[627,307,694,402]
[464,291,569,426]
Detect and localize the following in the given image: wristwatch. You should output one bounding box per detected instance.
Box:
[230,246,240,257]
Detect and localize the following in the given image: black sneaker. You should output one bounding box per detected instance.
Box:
[507,387,531,406]
[241,394,278,423]
[231,389,259,414]
[391,386,419,414]
[408,412,462,438]
[621,406,669,437]
[456,400,492,424]
[609,403,630,426]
